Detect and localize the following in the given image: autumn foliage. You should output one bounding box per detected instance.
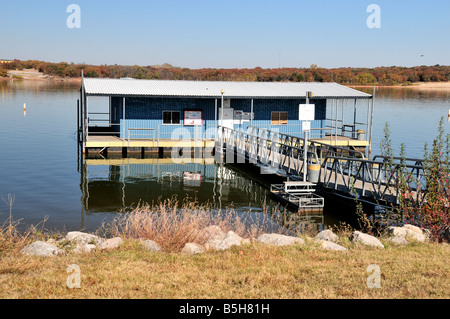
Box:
[398,118,450,242]
[3,59,449,85]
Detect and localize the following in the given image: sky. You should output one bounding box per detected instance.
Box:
[1,0,449,69]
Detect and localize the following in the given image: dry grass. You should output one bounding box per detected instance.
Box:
[0,238,448,299]
[106,196,286,252]
[0,198,448,299]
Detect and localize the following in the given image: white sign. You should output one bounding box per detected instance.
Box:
[184,110,203,126]
[234,110,253,121]
[302,121,311,132]
[299,104,315,121]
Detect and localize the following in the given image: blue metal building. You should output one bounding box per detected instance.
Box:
[78,78,373,151]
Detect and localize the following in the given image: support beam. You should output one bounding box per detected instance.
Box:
[250,99,254,127]
[369,87,375,159]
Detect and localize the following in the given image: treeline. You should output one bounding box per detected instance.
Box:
[1,59,449,85]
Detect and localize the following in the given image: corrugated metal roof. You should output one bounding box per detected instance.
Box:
[82,78,372,99]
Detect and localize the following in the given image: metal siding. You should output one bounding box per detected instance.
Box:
[83,78,372,99]
[116,96,328,139]
[119,97,216,139]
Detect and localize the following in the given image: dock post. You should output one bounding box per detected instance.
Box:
[77,99,80,143]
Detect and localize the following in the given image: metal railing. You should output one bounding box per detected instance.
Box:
[127,128,156,147]
[218,125,427,205]
[219,126,320,177]
[320,154,425,203]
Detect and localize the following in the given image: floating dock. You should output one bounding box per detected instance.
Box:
[270,181,324,211]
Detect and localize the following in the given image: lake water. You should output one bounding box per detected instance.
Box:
[0,80,449,232]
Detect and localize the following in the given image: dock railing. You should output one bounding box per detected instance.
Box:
[127,128,156,147]
[320,154,425,203]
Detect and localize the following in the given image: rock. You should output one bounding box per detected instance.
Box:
[73,244,97,254]
[316,240,347,251]
[256,233,305,246]
[444,226,450,243]
[315,229,339,243]
[46,238,58,245]
[388,225,426,243]
[405,230,426,243]
[403,224,423,234]
[141,239,161,252]
[201,225,227,242]
[21,241,65,257]
[206,231,250,251]
[388,237,409,246]
[387,226,408,238]
[204,239,223,250]
[403,225,426,242]
[65,231,104,245]
[181,243,205,255]
[350,231,384,248]
[99,237,123,250]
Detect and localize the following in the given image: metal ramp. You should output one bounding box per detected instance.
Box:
[270,181,324,210]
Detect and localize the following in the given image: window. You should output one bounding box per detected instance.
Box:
[162,111,181,125]
[271,111,288,125]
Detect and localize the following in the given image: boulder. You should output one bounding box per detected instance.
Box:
[387,226,408,238]
[65,231,104,245]
[181,243,205,255]
[315,229,339,243]
[206,231,250,251]
[21,241,65,257]
[388,237,409,246]
[403,224,423,234]
[405,230,426,243]
[141,239,161,252]
[316,240,347,251]
[350,231,384,248]
[444,226,450,243]
[201,225,227,242]
[388,225,426,243]
[99,237,123,250]
[256,233,305,246]
[403,225,426,242]
[73,243,97,254]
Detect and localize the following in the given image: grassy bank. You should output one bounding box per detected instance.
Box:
[0,230,448,299]
[1,198,448,299]
[1,239,449,299]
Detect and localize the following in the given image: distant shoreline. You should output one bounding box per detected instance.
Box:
[1,70,449,91]
[348,82,450,91]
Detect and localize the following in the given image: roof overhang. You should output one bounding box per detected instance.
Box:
[81,78,372,99]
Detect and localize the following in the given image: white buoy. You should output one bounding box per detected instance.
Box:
[24,103,27,117]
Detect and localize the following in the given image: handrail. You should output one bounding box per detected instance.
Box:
[127,128,155,147]
[219,125,320,177]
[247,125,365,159]
[320,154,426,203]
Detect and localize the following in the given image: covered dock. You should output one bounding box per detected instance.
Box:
[77,77,373,158]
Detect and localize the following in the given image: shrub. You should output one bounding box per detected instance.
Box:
[399,118,450,241]
[106,196,286,252]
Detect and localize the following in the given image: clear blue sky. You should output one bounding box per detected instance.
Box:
[1,0,449,69]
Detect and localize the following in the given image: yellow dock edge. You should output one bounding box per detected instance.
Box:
[85,157,214,166]
[85,139,216,149]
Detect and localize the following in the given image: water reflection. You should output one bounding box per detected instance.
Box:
[79,155,326,233]
[355,86,450,100]
[0,78,81,98]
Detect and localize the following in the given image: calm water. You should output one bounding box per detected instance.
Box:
[0,80,449,232]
